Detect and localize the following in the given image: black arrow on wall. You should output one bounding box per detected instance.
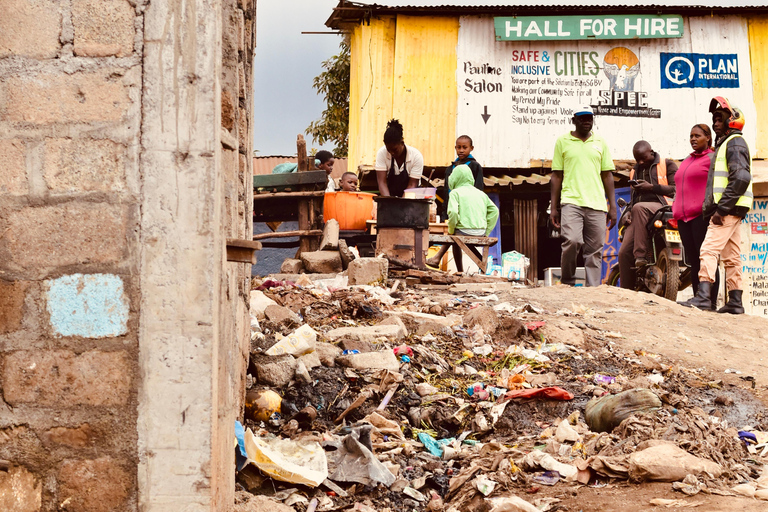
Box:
[481,106,491,124]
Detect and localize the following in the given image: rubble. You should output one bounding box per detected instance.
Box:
[301,251,343,274]
[239,273,768,511]
[348,258,388,286]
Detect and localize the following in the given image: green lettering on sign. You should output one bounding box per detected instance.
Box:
[494,15,684,41]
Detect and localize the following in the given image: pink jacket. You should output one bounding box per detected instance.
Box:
[672,148,715,222]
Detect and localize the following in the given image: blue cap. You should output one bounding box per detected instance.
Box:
[574,105,594,116]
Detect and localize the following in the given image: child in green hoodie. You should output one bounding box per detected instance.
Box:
[426,164,499,272]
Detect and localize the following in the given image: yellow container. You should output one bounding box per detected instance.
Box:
[324,191,375,230]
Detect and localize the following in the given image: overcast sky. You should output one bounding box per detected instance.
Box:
[253,0,342,156]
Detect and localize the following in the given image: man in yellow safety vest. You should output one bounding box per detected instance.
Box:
[684,96,753,314]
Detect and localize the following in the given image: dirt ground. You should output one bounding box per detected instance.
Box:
[241,279,768,512]
[508,285,768,394]
[481,283,768,511]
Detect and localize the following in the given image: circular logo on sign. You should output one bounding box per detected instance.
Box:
[665,56,695,85]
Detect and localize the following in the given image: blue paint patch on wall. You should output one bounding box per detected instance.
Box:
[46,274,129,338]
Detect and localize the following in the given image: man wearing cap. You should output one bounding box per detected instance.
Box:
[550,105,617,286]
[683,96,752,314]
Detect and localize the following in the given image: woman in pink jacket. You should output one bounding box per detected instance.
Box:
[673,124,719,309]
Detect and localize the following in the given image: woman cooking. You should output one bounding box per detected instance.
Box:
[673,123,720,310]
[374,119,424,197]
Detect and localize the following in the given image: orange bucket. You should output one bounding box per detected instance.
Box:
[324,191,375,230]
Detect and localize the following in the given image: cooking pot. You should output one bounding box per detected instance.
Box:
[374,197,430,229]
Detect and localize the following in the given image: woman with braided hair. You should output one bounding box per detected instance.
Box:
[374,119,424,197]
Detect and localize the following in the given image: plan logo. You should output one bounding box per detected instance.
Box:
[660,53,739,89]
[594,47,661,119]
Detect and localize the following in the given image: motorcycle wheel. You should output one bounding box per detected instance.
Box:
[605,265,620,287]
[657,248,680,301]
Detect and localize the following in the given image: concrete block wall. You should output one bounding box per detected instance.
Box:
[0,0,255,509]
[0,0,142,509]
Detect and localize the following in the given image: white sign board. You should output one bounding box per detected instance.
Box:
[456,16,757,167]
[741,198,768,317]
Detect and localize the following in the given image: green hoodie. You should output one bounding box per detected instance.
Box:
[447,164,499,236]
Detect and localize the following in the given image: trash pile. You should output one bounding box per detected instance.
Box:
[237,267,768,511]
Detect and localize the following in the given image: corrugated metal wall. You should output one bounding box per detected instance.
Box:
[392,15,459,167]
[348,17,397,173]
[348,15,458,171]
[748,16,768,158]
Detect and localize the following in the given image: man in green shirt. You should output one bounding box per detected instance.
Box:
[550,105,617,286]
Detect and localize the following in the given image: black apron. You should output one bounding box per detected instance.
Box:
[387,148,411,198]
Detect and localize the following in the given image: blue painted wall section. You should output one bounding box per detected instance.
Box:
[46,274,129,338]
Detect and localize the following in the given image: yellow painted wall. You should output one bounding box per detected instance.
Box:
[348,15,458,172]
[348,17,396,173]
[748,16,768,158]
[392,15,459,167]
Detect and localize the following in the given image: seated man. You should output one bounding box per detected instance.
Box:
[618,141,677,289]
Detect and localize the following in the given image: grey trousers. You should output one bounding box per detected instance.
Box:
[560,203,607,287]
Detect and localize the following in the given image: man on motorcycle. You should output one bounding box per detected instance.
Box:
[683,97,752,314]
[618,141,678,290]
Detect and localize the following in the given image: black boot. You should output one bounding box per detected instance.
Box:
[717,290,744,314]
[681,281,714,310]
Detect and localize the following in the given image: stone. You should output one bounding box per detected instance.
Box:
[0,280,28,334]
[540,320,585,347]
[338,239,355,270]
[263,304,300,327]
[378,315,407,333]
[249,290,278,319]
[42,424,94,448]
[415,383,438,397]
[0,0,60,59]
[251,354,297,388]
[0,71,132,125]
[297,350,321,370]
[628,443,723,482]
[45,274,129,338]
[301,251,342,274]
[221,90,236,131]
[1,203,129,274]
[339,339,375,353]
[463,306,500,334]
[43,138,126,193]
[325,324,406,343]
[0,465,42,512]
[0,139,27,195]
[314,342,342,367]
[72,0,135,57]
[383,311,461,336]
[319,218,340,250]
[280,258,303,274]
[58,457,130,512]
[348,257,388,286]
[234,491,295,512]
[336,351,400,372]
[2,350,131,406]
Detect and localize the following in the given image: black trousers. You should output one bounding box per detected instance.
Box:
[679,215,719,306]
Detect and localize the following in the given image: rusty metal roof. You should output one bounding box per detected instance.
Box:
[328,1,768,28]
[253,155,348,178]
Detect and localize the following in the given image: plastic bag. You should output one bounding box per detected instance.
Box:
[266,324,317,356]
[242,428,328,487]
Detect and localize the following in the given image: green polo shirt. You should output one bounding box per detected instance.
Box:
[552,132,614,212]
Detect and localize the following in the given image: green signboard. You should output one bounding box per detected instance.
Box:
[494,15,684,41]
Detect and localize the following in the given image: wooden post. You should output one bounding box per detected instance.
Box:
[296,135,313,255]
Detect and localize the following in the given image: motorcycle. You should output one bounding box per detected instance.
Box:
[605,198,690,300]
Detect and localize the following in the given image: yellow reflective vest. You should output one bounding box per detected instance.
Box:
[713,133,753,210]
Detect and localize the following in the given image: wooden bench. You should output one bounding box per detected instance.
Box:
[428,234,498,271]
